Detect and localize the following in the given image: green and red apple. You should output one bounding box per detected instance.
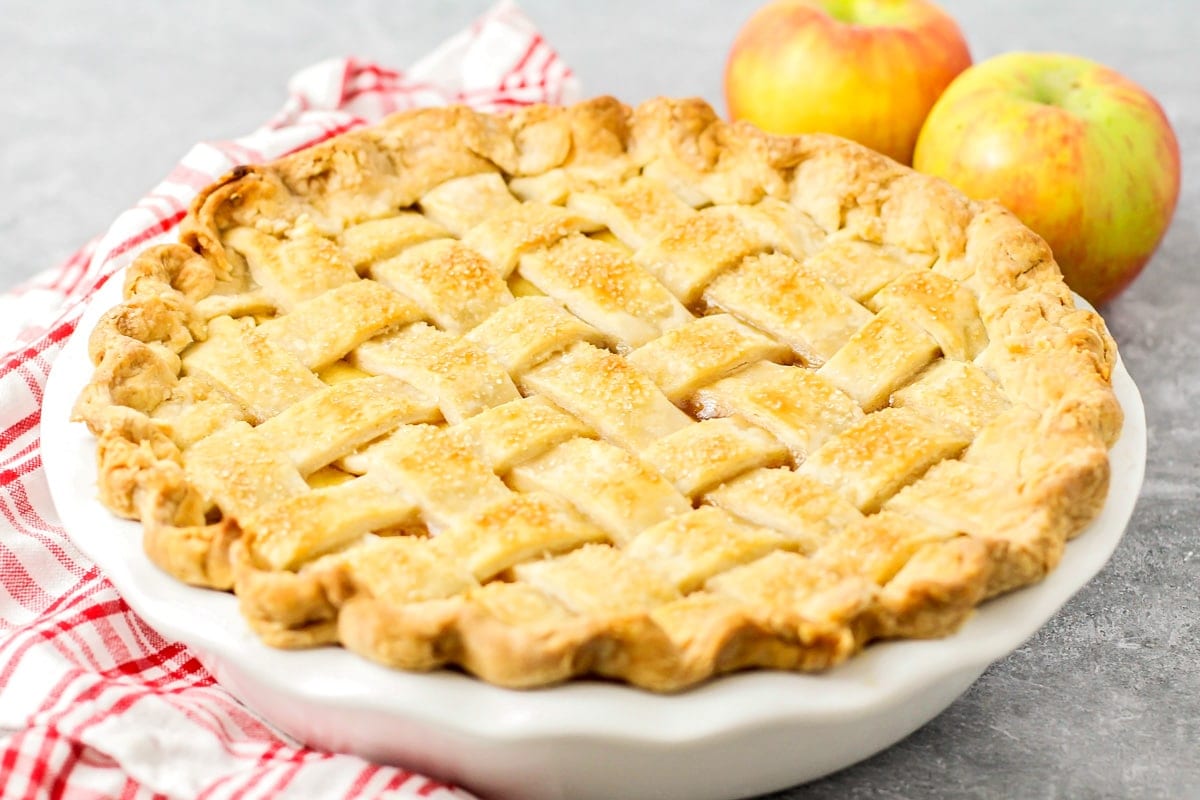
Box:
[914,52,1180,304]
[724,0,971,164]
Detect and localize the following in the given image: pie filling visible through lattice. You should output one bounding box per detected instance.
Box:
[73,97,1122,691]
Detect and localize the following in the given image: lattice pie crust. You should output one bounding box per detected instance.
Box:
[73,97,1122,691]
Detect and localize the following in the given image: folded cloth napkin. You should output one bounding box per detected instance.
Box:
[0,3,579,797]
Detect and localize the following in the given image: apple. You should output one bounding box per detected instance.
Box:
[913,52,1181,305]
[724,0,971,165]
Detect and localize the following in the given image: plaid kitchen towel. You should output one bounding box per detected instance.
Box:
[0,3,579,797]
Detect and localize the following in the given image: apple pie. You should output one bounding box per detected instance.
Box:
[73,97,1122,691]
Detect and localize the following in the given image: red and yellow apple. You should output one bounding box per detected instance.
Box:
[914,52,1181,304]
[724,0,971,164]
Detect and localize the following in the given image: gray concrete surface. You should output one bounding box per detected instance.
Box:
[3,1,1196,797]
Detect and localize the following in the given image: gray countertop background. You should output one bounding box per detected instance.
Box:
[3,1,1196,797]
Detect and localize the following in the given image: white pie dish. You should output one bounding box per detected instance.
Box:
[43,272,1146,800]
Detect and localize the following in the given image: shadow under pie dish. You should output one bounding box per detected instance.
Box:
[71,96,1123,693]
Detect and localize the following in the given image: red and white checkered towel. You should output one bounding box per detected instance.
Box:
[0,3,578,797]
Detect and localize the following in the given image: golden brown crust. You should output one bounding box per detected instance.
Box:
[73,96,1121,691]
